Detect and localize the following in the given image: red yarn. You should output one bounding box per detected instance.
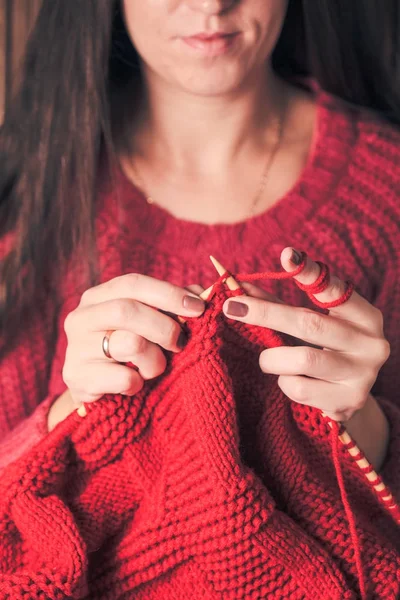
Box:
[236,251,355,309]
[0,256,398,599]
[330,421,367,600]
[220,252,396,600]
[294,260,355,309]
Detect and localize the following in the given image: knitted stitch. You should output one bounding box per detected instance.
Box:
[0,86,400,460]
[0,87,400,598]
[235,259,400,522]
[0,262,399,599]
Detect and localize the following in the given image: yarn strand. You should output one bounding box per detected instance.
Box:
[331,421,367,600]
[207,254,400,516]
[204,252,400,598]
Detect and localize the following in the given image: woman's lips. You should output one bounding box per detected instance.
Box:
[182,32,240,56]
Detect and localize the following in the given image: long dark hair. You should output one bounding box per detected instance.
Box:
[0,0,399,350]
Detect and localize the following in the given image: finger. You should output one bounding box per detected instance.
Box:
[65,362,144,404]
[186,281,283,304]
[259,346,357,382]
[240,282,313,346]
[278,375,365,422]
[240,281,301,347]
[79,273,205,317]
[222,294,365,351]
[163,282,204,322]
[186,284,205,296]
[240,282,284,304]
[96,330,167,380]
[281,247,383,333]
[67,299,187,353]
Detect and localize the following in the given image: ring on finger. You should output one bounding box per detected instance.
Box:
[102,330,115,360]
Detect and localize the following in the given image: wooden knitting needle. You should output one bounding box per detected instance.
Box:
[210,256,242,291]
[200,283,215,301]
[177,282,215,325]
[209,255,243,293]
[209,255,400,517]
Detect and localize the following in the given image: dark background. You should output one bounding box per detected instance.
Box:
[0,0,41,123]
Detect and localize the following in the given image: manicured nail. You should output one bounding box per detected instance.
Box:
[226,301,249,317]
[182,295,205,312]
[177,330,188,349]
[290,248,303,266]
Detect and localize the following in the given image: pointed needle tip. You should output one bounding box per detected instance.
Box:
[209,255,226,277]
[209,255,243,292]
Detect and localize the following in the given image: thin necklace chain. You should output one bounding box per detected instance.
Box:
[131,94,288,218]
[247,98,286,216]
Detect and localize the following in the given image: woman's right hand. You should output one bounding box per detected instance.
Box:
[48,274,206,431]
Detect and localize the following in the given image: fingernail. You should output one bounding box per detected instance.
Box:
[226,301,249,317]
[182,295,205,312]
[290,248,303,265]
[177,330,188,349]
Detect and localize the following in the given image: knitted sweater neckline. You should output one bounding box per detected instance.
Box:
[112,88,357,257]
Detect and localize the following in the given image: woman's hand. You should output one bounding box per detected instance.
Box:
[222,247,391,469]
[48,274,205,430]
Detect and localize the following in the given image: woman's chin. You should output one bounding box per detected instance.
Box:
[173,70,253,98]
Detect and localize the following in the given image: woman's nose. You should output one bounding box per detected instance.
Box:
[189,0,237,15]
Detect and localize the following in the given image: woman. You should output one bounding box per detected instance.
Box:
[0,0,399,598]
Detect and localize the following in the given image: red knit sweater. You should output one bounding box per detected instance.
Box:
[0,89,399,599]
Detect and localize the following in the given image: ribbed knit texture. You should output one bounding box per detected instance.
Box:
[0,279,399,598]
[0,88,399,598]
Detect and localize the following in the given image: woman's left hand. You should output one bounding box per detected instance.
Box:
[222,247,391,423]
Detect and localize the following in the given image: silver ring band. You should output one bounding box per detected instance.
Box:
[102,330,114,360]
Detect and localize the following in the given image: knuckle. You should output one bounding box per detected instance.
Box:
[80,287,95,306]
[376,338,391,364]
[292,379,308,402]
[163,282,180,303]
[160,320,181,348]
[330,276,346,300]
[368,337,391,366]
[258,301,270,323]
[300,310,325,338]
[63,310,78,336]
[362,369,378,392]
[110,299,137,327]
[326,276,346,301]
[118,370,139,394]
[123,272,142,294]
[125,333,147,357]
[372,306,385,330]
[62,364,73,386]
[148,353,168,379]
[153,358,167,378]
[351,391,367,413]
[299,347,318,372]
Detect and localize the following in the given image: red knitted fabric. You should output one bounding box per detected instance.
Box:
[0,87,400,599]
[1,87,400,463]
[0,266,399,599]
